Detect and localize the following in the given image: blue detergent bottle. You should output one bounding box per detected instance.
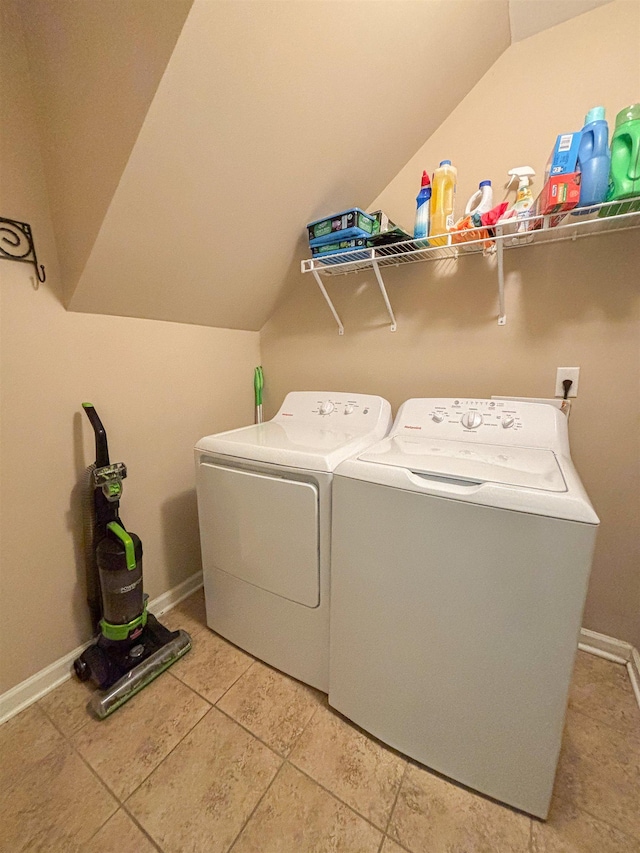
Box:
[576,106,610,208]
[413,170,432,240]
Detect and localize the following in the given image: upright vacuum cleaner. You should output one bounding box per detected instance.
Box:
[74,403,191,718]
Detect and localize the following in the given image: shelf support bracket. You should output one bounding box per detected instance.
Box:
[495,226,506,325]
[0,217,46,287]
[311,269,344,335]
[371,260,397,332]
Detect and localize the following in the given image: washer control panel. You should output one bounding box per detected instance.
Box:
[395,398,566,451]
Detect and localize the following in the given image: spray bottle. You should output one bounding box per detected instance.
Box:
[413,171,432,240]
[507,167,536,220]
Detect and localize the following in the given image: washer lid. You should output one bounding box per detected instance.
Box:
[358,436,567,492]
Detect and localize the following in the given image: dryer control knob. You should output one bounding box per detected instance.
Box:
[461,411,483,429]
[319,401,335,415]
[431,413,444,423]
[501,416,515,429]
[344,404,354,415]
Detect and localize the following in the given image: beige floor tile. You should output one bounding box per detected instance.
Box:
[170,626,253,703]
[0,738,117,853]
[84,809,158,853]
[156,587,207,637]
[217,660,323,755]
[289,704,405,830]
[72,672,209,800]
[127,706,281,853]
[569,651,640,737]
[231,762,382,853]
[553,708,640,841]
[0,704,65,792]
[388,763,530,853]
[380,838,409,853]
[39,673,97,736]
[531,798,639,852]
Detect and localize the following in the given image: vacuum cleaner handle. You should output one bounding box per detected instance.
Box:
[82,403,110,467]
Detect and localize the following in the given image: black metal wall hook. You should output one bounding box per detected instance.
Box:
[0,217,46,285]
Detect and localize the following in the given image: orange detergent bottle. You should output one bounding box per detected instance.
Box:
[429,160,457,246]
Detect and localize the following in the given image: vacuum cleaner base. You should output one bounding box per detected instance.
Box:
[74,613,192,719]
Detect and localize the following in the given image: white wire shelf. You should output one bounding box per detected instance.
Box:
[301,199,640,334]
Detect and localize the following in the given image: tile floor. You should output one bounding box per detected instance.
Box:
[2,589,639,853]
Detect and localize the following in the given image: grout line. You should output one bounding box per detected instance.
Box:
[289,758,390,836]
[379,761,408,852]
[120,802,165,853]
[38,698,123,806]
[551,793,640,847]
[213,701,290,759]
[226,759,288,852]
[528,815,535,853]
[213,658,257,706]
[284,699,322,757]
[122,701,215,804]
[567,703,640,740]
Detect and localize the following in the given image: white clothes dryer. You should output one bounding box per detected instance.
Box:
[195,391,392,692]
[329,398,599,818]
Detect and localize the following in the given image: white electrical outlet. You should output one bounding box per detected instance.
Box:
[555,367,580,398]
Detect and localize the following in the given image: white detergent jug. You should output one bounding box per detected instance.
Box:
[465,180,493,217]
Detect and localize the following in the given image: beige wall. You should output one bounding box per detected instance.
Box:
[0,0,260,693]
[64,0,510,330]
[20,0,192,302]
[261,2,640,648]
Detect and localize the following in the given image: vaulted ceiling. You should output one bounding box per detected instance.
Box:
[19,0,612,331]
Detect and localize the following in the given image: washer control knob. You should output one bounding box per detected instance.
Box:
[344,404,354,415]
[461,411,483,429]
[501,416,515,429]
[431,413,444,423]
[319,401,334,415]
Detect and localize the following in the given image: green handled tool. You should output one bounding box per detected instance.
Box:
[254,365,264,424]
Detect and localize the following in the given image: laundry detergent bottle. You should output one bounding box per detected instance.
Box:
[465,180,493,217]
[429,160,457,246]
[605,103,640,213]
[576,106,610,209]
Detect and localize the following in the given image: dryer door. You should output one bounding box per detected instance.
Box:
[197,462,320,607]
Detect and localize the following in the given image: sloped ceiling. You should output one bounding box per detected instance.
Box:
[508,0,613,42]
[20,0,193,303]
[20,1,619,332]
[19,0,511,330]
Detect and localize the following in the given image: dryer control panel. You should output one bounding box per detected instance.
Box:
[393,398,569,453]
[275,391,392,434]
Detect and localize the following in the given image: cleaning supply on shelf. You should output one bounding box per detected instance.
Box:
[508,167,535,218]
[530,172,581,230]
[413,171,432,240]
[547,133,581,177]
[464,181,493,217]
[601,103,640,216]
[429,160,457,246]
[576,106,610,209]
[307,208,378,245]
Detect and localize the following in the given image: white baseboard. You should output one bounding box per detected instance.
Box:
[578,627,640,713]
[629,647,640,711]
[2,599,637,726]
[0,571,203,726]
[578,627,633,664]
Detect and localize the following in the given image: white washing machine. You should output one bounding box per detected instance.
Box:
[195,391,392,692]
[329,398,599,818]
